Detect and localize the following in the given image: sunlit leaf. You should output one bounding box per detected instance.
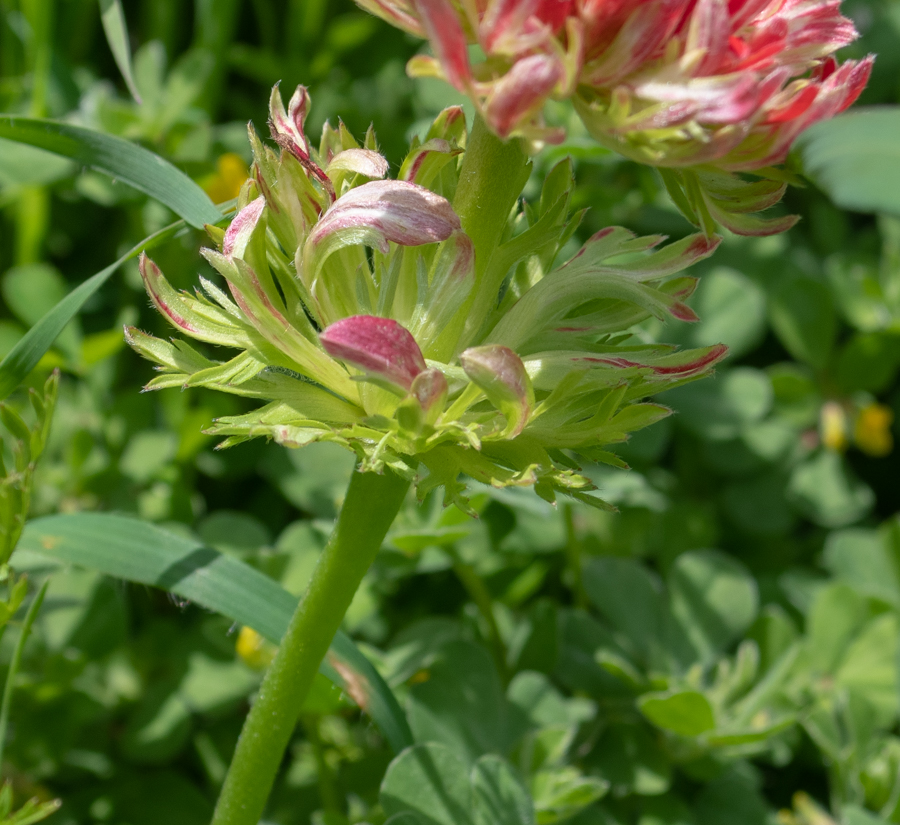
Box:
[0,221,185,401]
[0,116,221,228]
[16,512,413,753]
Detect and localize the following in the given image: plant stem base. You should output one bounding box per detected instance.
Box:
[212,468,410,825]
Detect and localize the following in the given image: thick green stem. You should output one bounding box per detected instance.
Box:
[212,468,410,825]
[449,116,531,351]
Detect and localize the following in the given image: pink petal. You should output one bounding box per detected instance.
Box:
[309,179,461,254]
[267,84,331,190]
[582,0,684,85]
[326,148,390,180]
[480,0,540,53]
[268,84,312,162]
[222,196,265,258]
[354,0,425,36]
[412,0,473,90]
[484,54,564,137]
[320,315,427,390]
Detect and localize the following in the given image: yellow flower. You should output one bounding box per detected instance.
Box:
[854,403,894,457]
[236,626,275,670]
[820,402,848,452]
[203,153,249,204]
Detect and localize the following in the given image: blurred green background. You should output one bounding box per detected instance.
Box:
[4,1,900,824]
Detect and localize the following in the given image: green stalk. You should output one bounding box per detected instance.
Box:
[212,468,410,825]
[0,580,47,770]
[448,116,531,352]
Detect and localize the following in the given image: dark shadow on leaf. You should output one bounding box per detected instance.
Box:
[154,546,220,592]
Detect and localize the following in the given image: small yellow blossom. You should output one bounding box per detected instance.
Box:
[854,403,894,457]
[820,402,848,452]
[203,153,250,204]
[236,626,275,670]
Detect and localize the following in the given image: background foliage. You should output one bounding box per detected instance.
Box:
[3,0,900,823]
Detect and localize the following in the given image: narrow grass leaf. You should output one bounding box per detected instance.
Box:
[0,221,186,401]
[0,116,222,227]
[16,512,413,753]
[98,0,143,104]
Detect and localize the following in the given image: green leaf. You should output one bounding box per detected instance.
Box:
[1,264,69,328]
[197,511,271,558]
[835,333,900,394]
[15,512,413,754]
[823,529,900,607]
[843,805,892,825]
[694,768,769,825]
[795,107,900,217]
[381,742,475,825]
[472,755,536,825]
[638,690,716,737]
[0,116,221,228]
[507,671,593,729]
[582,557,662,665]
[788,451,874,528]
[806,583,869,674]
[721,472,796,538]
[662,267,766,360]
[0,138,74,187]
[407,641,511,763]
[663,368,772,441]
[531,767,608,825]
[667,550,758,663]
[590,724,671,797]
[119,430,179,483]
[0,221,184,401]
[769,278,837,371]
[835,614,900,728]
[98,0,143,104]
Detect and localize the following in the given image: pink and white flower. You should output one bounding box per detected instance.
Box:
[356,0,872,173]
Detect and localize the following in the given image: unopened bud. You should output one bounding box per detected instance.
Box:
[460,345,534,437]
[320,315,426,390]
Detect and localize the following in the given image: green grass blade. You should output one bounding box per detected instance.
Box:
[16,512,414,754]
[0,580,48,770]
[0,116,222,228]
[99,0,143,104]
[795,106,900,217]
[0,221,186,401]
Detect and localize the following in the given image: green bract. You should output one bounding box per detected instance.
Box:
[127,85,727,511]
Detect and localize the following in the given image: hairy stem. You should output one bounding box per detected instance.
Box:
[212,468,410,825]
